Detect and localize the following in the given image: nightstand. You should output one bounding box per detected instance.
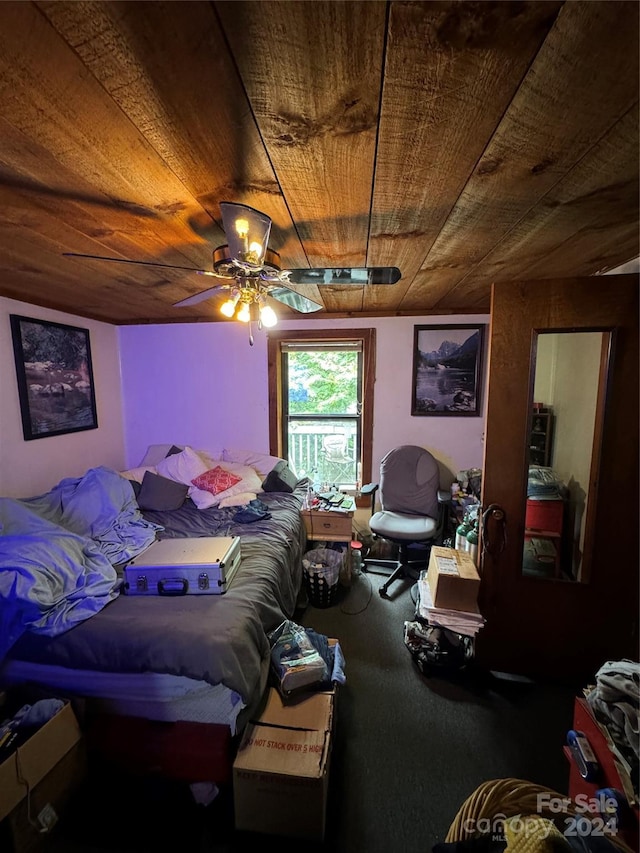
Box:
[300,503,355,582]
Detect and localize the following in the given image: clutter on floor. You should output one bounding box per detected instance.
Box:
[403,545,485,676]
[234,624,345,840]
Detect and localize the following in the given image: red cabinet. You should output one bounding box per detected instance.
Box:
[565,698,638,850]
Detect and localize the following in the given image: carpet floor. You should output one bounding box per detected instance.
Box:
[46,570,580,852]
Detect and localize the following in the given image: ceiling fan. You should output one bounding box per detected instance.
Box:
[64,201,401,341]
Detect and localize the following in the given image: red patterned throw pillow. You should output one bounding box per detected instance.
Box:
[191,466,242,496]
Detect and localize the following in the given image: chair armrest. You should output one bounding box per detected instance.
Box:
[360,482,379,515]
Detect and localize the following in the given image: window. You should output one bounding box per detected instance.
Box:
[268,329,375,495]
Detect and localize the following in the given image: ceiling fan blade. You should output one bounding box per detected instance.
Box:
[63,252,219,276]
[285,267,401,286]
[173,284,231,307]
[267,285,323,313]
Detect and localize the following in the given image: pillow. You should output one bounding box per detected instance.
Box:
[262,460,299,493]
[222,448,285,479]
[194,449,225,470]
[191,466,242,496]
[137,472,189,511]
[120,466,157,483]
[190,462,264,510]
[218,491,257,508]
[156,446,208,487]
[138,444,183,467]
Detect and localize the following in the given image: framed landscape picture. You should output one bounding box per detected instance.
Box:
[411,324,484,416]
[10,314,98,440]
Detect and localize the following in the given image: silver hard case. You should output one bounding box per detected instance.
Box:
[123,536,241,596]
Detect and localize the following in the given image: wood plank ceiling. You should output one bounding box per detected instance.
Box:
[0,0,637,324]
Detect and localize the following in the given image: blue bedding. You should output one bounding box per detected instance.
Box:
[0,467,161,659]
[5,486,307,706]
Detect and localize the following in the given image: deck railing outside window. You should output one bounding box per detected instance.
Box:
[287,420,358,489]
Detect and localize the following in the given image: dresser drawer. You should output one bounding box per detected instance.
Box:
[301,510,352,541]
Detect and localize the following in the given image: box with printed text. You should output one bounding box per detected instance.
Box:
[233,686,335,840]
[426,546,480,612]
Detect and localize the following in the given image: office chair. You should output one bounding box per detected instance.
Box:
[362,445,449,599]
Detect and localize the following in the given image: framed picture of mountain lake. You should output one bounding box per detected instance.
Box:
[411,324,485,416]
[10,314,98,440]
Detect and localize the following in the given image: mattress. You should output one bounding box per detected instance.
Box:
[1,486,306,732]
[0,658,270,735]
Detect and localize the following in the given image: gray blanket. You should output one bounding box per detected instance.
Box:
[6,487,306,707]
[0,467,160,659]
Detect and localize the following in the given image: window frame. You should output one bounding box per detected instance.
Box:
[267,328,376,500]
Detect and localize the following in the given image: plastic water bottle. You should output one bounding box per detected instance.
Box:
[351,543,363,576]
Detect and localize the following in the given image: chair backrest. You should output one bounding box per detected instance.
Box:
[379,445,439,518]
[322,433,350,462]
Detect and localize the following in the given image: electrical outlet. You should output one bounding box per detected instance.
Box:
[37,803,58,832]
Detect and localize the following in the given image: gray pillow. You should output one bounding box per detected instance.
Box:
[262,461,299,493]
[137,471,188,511]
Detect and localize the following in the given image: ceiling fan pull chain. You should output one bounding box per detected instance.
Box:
[248,319,254,347]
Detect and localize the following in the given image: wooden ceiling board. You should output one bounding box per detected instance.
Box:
[438,103,640,307]
[217,0,386,273]
[34,0,306,280]
[365,0,562,313]
[0,1,636,324]
[409,0,640,310]
[0,5,204,233]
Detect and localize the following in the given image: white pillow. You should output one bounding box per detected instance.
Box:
[218,491,257,508]
[139,444,224,467]
[156,446,207,490]
[188,484,221,510]
[138,444,182,467]
[194,446,224,466]
[194,449,225,470]
[120,466,157,483]
[222,448,285,479]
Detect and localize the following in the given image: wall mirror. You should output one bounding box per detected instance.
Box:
[523,330,612,584]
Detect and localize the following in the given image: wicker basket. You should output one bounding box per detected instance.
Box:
[445,778,634,852]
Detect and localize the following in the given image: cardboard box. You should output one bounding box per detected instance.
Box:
[0,702,82,823]
[426,546,480,612]
[0,701,85,853]
[233,687,335,840]
[1,741,87,853]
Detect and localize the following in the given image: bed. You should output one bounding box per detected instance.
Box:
[0,446,308,783]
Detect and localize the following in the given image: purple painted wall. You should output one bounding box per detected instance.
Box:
[119,314,489,483]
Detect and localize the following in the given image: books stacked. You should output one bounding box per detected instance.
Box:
[417,572,485,637]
